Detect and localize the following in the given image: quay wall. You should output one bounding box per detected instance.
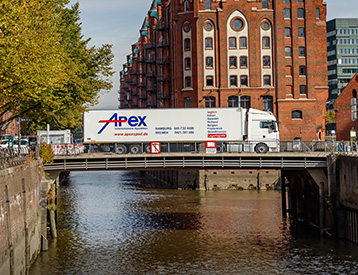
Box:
[147,169,280,190]
[0,160,47,275]
[338,156,358,209]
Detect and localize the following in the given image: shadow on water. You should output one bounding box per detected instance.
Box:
[30,171,358,275]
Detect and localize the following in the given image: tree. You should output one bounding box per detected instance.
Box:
[0,0,114,132]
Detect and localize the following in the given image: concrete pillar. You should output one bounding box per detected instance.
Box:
[281,173,287,220]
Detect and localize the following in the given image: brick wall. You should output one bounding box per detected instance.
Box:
[334,74,358,141]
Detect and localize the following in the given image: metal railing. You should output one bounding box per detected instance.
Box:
[0,146,39,169]
[83,141,358,155]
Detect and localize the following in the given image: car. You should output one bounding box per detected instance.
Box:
[0,139,30,155]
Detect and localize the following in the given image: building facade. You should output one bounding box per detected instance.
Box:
[327,18,358,107]
[119,0,328,141]
[333,73,358,141]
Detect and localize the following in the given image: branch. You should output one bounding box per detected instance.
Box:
[0,103,41,126]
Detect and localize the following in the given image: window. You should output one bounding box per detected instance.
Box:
[206,57,213,68]
[230,75,238,86]
[228,96,239,107]
[240,56,247,67]
[263,56,271,67]
[262,0,268,9]
[231,18,244,31]
[184,0,189,12]
[264,75,271,86]
[240,96,251,109]
[285,27,291,38]
[185,58,191,70]
[205,96,216,107]
[184,97,192,108]
[205,37,213,49]
[284,0,290,3]
[316,8,320,19]
[299,47,305,57]
[185,77,191,88]
[298,27,305,37]
[297,0,304,3]
[184,39,190,51]
[240,75,248,86]
[205,0,211,10]
[298,8,304,19]
[239,37,247,48]
[299,65,306,76]
[229,37,236,48]
[284,8,291,19]
[263,96,273,112]
[205,22,213,31]
[292,110,302,119]
[229,56,237,68]
[300,85,307,95]
[206,76,214,86]
[285,47,292,57]
[353,89,357,98]
[262,37,270,48]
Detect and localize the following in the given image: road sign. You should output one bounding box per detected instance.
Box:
[150,142,161,154]
[206,141,217,154]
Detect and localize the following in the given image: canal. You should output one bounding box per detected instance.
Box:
[30,171,358,274]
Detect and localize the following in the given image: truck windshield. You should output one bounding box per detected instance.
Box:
[260,121,277,131]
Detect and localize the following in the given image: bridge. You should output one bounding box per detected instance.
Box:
[44,152,329,172]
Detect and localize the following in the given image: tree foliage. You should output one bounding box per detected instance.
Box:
[0,0,114,132]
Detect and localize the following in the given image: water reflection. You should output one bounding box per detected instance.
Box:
[30,171,358,275]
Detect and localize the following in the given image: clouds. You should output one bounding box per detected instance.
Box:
[69,0,357,109]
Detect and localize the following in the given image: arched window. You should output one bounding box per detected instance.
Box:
[299,65,306,76]
[240,96,251,109]
[205,96,216,107]
[228,96,238,107]
[184,0,189,12]
[292,110,303,119]
[263,96,273,112]
[353,89,357,98]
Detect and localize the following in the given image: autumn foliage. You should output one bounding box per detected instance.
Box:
[0,0,114,132]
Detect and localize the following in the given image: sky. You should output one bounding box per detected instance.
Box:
[68,0,358,109]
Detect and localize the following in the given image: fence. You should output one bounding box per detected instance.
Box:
[0,146,39,169]
[84,140,358,155]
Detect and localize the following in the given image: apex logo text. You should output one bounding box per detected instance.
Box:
[98,114,147,134]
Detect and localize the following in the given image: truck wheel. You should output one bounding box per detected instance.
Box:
[130,144,142,154]
[255,143,269,154]
[115,145,127,154]
[144,144,151,154]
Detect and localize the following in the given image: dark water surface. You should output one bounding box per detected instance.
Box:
[30,171,358,275]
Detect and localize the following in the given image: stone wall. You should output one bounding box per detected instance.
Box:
[148,169,280,190]
[0,160,46,275]
[338,156,358,209]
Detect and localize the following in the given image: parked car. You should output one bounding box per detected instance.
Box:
[0,139,30,155]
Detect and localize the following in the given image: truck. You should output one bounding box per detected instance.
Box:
[83,108,280,154]
[37,129,84,155]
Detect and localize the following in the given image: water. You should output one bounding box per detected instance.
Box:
[30,171,358,275]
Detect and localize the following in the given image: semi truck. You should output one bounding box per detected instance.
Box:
[83,108,280,154]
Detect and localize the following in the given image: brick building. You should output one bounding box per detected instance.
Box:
[0,113,19,137]
[119,0,328,141]
[333,73,358,141]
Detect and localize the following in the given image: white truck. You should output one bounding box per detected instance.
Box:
[83,108,279,154]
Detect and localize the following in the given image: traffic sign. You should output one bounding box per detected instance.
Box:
[150,142,161,154]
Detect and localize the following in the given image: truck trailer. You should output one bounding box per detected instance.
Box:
[83,108,279,154]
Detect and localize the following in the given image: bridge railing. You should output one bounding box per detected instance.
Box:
[82,141,358,155]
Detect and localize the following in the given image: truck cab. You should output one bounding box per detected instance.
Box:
[247,109,280,153]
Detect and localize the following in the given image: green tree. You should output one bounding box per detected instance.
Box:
[0,0,114,132]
